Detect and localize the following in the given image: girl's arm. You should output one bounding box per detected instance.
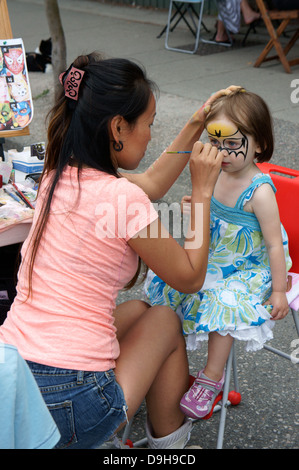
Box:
[124,86,240,201]
[128,142,223,293]
[252,184,289,320]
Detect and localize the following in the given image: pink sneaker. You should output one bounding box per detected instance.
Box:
[180,370,225,419]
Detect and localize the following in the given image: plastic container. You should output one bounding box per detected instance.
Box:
[8,143,45,174]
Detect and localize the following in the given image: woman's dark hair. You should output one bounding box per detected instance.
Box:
[205,88,274,163]
[25,53,157,296]
[46,52,157,175]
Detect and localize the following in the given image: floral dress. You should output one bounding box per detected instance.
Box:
[144,174,292,352]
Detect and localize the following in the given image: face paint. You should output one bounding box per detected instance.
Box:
[14,101,31,116]
[207,119,248,160]
[4,48,24,75]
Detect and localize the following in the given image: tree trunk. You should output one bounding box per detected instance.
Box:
[44,0,67,101]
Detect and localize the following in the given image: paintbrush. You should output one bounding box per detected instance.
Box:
[166,151,192,154]
[4,187,25,205]
[10,181,35,209]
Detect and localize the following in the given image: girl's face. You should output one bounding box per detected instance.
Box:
[206,114,261,175]
[113,93,156,170]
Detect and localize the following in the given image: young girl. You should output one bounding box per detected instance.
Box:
[144,88,292,420]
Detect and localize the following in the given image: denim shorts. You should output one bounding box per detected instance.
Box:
[26,361,128,449]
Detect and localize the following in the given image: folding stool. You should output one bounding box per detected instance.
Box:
[254,0,299,73]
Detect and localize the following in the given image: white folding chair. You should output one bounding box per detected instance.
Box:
[164,0,206,54]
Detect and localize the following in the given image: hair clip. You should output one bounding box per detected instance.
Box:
[59,66,85,101]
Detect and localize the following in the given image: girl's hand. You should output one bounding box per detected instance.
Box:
[264,292,289,320]
[189,85,242,125]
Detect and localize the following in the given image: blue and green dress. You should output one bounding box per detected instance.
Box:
[144,174,292,352]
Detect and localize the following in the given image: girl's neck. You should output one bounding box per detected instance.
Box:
[214,163,260,207]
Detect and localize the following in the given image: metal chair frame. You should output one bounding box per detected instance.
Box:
[163,0,207,54]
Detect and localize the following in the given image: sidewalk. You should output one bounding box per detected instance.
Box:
[6,0,299,449]
[7,0,299,168]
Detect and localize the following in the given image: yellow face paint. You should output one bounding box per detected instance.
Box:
[207,119,249,160]
[206,120,238,139]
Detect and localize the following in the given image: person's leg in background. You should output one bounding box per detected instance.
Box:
[215,0,260,42]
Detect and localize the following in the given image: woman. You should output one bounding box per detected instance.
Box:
[215,0,261,43]
[0,52,235,449]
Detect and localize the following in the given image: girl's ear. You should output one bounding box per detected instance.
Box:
[254,142,262,158]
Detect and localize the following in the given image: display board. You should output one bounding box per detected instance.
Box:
[0,0,29,138]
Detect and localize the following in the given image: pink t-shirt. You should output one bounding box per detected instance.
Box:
[0,166,158,371]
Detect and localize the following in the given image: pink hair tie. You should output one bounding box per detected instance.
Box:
[59,66,85,101]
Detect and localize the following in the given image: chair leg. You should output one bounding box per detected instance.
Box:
[189,4,210,33]
[292,308,299,336]
[242,20,259,47]
[216,341,235,449]
[201,14,233,47]
[171,4,194,35]
[254,17,299,73]
[263,308,299,361]
[157,6,182,38]
[157,2,209,38]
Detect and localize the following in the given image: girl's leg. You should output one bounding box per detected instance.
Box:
[114,300,189,438]
[204,331,234,381]
[180,332,233,419]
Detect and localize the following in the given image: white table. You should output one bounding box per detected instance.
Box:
[0,170,34,247]
[0,220,32,247]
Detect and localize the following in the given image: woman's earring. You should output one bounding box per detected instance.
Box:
[113,141,124,152]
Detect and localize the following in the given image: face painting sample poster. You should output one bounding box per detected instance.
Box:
[0,38,34,131]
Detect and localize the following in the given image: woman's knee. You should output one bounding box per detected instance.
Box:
[149,305,183,336]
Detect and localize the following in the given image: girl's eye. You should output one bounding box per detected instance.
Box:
[226,140,238,148]
[223,138,243,150]
[209,138,220,148]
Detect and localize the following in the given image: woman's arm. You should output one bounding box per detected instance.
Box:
[128,143,223,293]
[124,86,240,201]
[252,184,289,320]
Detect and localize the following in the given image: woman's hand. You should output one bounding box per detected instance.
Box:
[181,195,191,214]
[124,87,239,201]
[189,85,242,125]
[189,141,224,199]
